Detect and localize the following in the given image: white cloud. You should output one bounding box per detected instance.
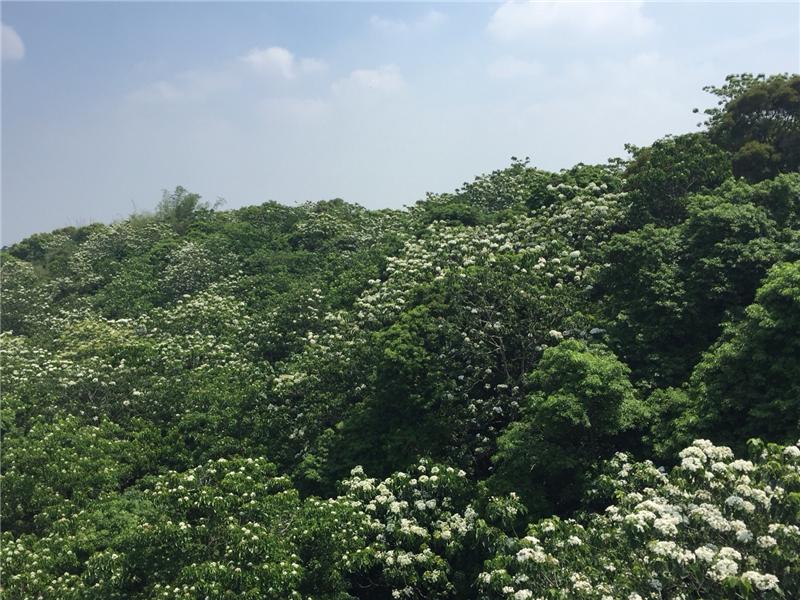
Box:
[242,46,294,78]
[260,97,329,121]
[129,68,236,103]
[299,57,326,74]
[488,1,654,41]
[130,45,323,104]
[2,23,25,61]
[488,56,544,79]
[497,50,705,165]
[369,10,446,34]
[242,46,326,79]
[332,65,406,96]
[419,10,447,30]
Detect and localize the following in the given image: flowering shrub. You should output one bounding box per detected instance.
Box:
[2,76,799,598]
[1,415,134,535]
[3,439,798,599]
[339,459,519,598]
[1,457,366,599]
[479,438,800,599]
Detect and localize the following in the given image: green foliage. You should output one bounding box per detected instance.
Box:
[480,439,800,599]
[452,157,548,213]
[642,387,697,462]
[682,194,781,328]
[413,194,488,227]
[595,225,689,385]
[91,256,161,318]
[6,228,83,275]
[332,305,454,478]
[0,254,54,335]
[155,186,218,234]
[625,133,732,226]
[491,340,649,516]
[690,261,800,448]
[2,72,799,599]
[1,416,134,535]
[703,73,800,181]
[597,174,798,386]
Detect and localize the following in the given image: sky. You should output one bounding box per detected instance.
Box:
[2,1,799,244]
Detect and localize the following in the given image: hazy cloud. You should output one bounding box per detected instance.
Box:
[488,56,544,79]
[129,68,237,103]
[242,46,326,79]
[332,65,406,96]
[260,97,329,121]
[488,1,654,41]
[130,45,324,104]
[369,10,446,34]
[299,57,326,74]
[2,23,25,61]
[4,1,797,245]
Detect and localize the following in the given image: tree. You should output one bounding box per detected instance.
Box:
[690,260,800,447]
[702,73,800,181]
[491,340,649,515]
[1,416,134,535]
[681,195,782,351]
[595,225,690,385]
[624,133,732,227]
[155,186,218,234]
[327,304,454,480]
[0,255,53,335]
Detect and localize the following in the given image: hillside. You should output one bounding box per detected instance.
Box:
[2,73,799,599]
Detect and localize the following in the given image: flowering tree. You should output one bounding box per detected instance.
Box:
[479,439,800,599]
[2,73,799,600]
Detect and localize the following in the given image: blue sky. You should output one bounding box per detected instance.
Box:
[2,1,798,244]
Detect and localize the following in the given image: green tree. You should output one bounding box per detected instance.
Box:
[0,255,53,335]
[702,73,800,181]
[595,225,689,385]
[491,340,649,515]
[155,186,217,234]
[327,304,454,480]
[1,416,135,535]
[625,133,732,227]
[681,195,783,350]
[691,260,800,447]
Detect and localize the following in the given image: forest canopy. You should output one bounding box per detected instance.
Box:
[2,73,799,599]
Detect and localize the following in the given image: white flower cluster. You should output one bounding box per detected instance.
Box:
[339,459,478,597]
[479,439,799,599]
